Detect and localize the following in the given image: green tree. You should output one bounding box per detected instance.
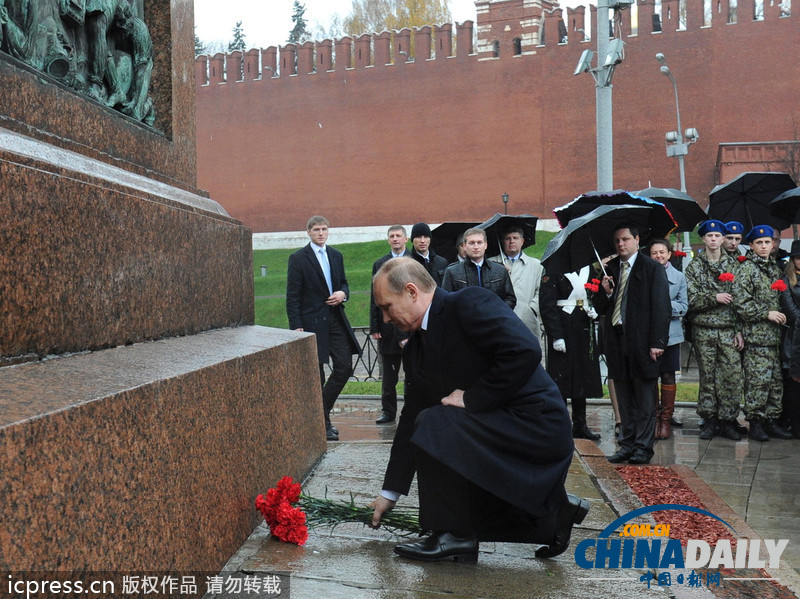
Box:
[194,27,206,56]
[227,21,247,52]
[288,1,309,44]
[343,0,451,37]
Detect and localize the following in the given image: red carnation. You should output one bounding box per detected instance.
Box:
[772,280,788,292]
[737,255,747,263]
[718,272,735,283]
[584,283,600,293]
[673,250,687,258]
[591,278,601,285]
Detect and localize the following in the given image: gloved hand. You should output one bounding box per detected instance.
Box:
[585,307,598,320]
[552,339,567,353]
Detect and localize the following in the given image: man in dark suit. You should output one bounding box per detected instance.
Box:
[369,225,412,425]
[286,215,360,442]
[595,224,670,465]
[369,258,588,563]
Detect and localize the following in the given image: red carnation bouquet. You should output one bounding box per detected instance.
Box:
[717,272,736,289]
[772,280,788,292]
[256,476,422,546]
[584,278,601,294]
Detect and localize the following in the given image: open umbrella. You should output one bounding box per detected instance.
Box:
[553,190,673,229]
[634,187,707,232]
[477,213,538,258]
[541,204,677,274]
[430,221,480,263]
[708,172,795,231]
[770,187,800,224]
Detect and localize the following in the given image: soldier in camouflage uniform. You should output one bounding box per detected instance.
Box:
[685,220,744,440]
[734,225,792,441]
[723,221,746,259]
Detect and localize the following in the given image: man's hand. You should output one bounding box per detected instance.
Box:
[585,307,598,320]
[371,332,381,341]
[552,339,567,353]
[650,347,664,361]
[601,275,614,295]
[442,389,465,408]
[369,495,396,529]
[716,292,733,305]
[768,310,787,325]
[734,332,745,351]
[326,290,346,306]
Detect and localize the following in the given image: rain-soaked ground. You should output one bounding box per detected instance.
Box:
[206,396,800,599]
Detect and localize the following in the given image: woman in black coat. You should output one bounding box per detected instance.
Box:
[540,265,603,440]
[779,240,800,438]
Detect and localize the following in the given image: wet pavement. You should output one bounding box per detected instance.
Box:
[213,398,800,599]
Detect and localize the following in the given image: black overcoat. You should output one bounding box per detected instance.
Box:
[539,269,603,400]
[382,287,573,520]
[594,254,670,380]
[286,243,360,362]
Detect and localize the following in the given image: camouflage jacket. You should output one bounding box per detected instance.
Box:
[734,253,784,347]
[685,251,738,330]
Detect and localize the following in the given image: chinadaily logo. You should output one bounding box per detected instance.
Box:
[575,504,789,589]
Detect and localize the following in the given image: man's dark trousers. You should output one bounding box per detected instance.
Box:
[380,353,402,418]
[608,324,658,458]
[320,309,354,427]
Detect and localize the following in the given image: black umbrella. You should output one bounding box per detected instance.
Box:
[553,190,671,229]
[634,187,707,232]
[430,221,480,263]
[541,204,677,274]
[708,172,795,231]
[477,213,538,258]
[770,187,800,224]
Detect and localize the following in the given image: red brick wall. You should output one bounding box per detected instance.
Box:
[195,2,800,233]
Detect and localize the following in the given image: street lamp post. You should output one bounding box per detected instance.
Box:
[655,52,698,260]
[502,192,509,215]
[574,0,630,192]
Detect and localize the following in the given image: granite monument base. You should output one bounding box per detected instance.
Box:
[0,327,326,571]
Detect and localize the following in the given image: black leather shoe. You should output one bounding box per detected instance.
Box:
[671,415,684,427]
[628,451,652,465]
[748,420,769,442]
[325,426,339,441]
[764,419,792,439]
[607,450,633,463]
[375,412,396,425]
[573,424,601,441]
[718,421,742,441]
[394,532,478,563]
[326,425,339,435]
[699,418,717,440]
[535,494,590,558]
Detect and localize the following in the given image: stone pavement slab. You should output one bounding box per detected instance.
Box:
[209,400,800,599]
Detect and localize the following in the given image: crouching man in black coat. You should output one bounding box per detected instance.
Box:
[369,258,589,563]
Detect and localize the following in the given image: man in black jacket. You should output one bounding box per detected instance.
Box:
[286,215,360,441]
[595,224,670,465]
[441,228,516,309]
[370,258,588,563]
[369,225,411,425]
[409,222,449,285]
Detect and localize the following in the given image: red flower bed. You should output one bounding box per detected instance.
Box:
[616,465,735,547]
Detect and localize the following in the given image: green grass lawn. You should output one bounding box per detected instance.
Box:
[254,232,698,400]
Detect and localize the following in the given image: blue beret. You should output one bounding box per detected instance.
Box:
[697,220,725,236]
[724,221,745,235]
[746,225,775,243]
